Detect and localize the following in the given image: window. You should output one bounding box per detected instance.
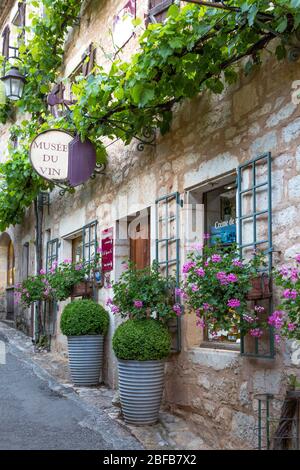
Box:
[187,174,238,345]
[2,25,11,58]
[155,193,181,352]
[46,238,59,272]
[67,43,96,101]
[83,221,98,264]
[72,235,83,264]
[2,2,26,61]
[12,1,26,42]
[148,0,175,24]
[22,242,29,280]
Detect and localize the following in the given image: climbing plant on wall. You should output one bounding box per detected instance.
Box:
[0,0,300,230]
[0,0,82,230]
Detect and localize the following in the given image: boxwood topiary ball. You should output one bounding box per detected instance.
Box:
[60,299,109,336]
[112,318,171,361]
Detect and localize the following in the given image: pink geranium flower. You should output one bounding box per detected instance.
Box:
[192,242,203,251]
[288,323,296,332]
[196,318,205,328]
[182,261,196,273]
[173,304,182,316]
[232,259,243,268]
[283,289,297,300]
[227,299,241,308]
[212,254,222,263]
[275,334,281,344]
[268,310,284,329]
[227,273,238,283]
[249,328,263,338]
[111,305,120,314]
[134,300,143,308]
[195,267,205,277]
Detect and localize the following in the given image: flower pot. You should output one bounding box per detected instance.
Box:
[71,281,93,298]
[67,335,104,386]
[246,274,271,300]
[118,359,165,425]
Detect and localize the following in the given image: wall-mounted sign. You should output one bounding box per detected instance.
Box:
[101,228,113,272]
[30,129,96,187]
[112,0,136,49]
[210,218,236,245]
[30,129,73,182]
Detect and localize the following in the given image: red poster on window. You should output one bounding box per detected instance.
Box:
[101,228,113,272]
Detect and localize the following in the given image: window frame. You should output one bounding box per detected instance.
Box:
[46,238,59,273]
[82,220,98,265]
[148,0,175,24]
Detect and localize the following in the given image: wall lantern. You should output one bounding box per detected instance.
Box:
[1,66,25,101]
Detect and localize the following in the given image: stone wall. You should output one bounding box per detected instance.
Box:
[1,0,300,448]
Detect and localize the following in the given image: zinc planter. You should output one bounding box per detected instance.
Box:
[67,335,104,386]
[118,359,165,425]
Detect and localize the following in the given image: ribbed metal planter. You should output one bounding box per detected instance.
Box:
[118,360,165,425]
[67,335,104,386]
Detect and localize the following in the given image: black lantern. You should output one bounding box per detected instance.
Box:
[1,66,25,101]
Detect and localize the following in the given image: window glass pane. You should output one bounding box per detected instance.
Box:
[205,183,236,246]
[72,236,83,263]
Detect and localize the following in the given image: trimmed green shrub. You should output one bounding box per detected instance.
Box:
[60,299,109,336]
[112,318,171,361]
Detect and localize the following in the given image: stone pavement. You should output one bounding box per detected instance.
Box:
[0,322,210,450]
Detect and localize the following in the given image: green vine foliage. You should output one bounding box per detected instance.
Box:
[0,0,299,230]
[71,1,300,149]
[0,0,82,230]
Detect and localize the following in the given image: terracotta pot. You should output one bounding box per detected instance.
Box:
[246,274,271,300]
[71,281,93,298]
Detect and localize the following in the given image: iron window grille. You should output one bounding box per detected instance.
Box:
[237,152,275,358]
[82,220,98,266]
[155,191,182,352]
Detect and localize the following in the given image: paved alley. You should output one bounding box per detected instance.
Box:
[0,340,142,450]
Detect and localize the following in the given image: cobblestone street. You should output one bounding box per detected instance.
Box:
[0,323,209,450]
[0,331,142,450]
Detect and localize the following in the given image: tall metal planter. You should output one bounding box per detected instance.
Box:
[118,360,165,425]
[67,335,104,386]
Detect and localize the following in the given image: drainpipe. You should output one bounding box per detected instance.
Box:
[33,195,43,342]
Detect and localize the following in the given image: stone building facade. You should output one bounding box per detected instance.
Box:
[1,0,300,449]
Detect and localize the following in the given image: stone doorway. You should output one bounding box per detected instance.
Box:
[0,233,15,321]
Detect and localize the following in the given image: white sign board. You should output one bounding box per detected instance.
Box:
[30,129,73,182]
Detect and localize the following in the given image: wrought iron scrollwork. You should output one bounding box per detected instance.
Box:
[90,162,106,179]
[135,127,156,152]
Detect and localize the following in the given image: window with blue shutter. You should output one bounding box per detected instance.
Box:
[155,191,182,352]
[237,152,275,358]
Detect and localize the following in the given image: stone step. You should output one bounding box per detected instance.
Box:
[1,320,15,327]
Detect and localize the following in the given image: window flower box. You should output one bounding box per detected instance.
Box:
[246,274,272,300]
[71,281,93,298]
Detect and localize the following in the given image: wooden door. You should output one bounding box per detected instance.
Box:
[130,215,150,269]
